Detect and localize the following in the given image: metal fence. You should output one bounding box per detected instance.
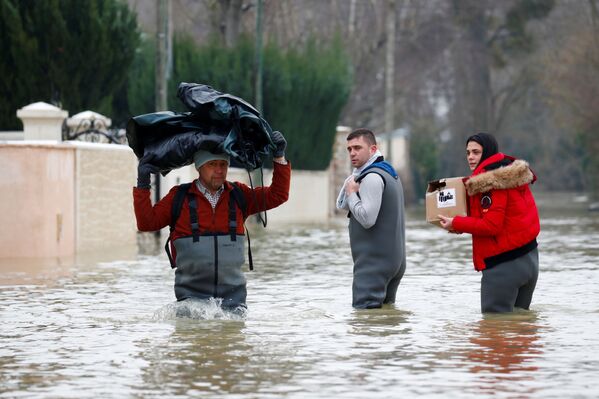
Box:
[62,117,127,145]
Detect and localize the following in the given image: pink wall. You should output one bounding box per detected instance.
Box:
[0,144,75,257]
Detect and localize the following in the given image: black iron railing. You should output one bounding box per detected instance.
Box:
[62,118,127,144]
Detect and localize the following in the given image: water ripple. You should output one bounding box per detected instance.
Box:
[1,195,598,398]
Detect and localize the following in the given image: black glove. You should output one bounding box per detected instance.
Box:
[137,154,160,189]
[271,130,287,158]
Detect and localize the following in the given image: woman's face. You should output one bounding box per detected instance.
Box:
[466,141,483,171]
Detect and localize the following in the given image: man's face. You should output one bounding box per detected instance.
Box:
[198,160,229,192]
[347,136,377,168]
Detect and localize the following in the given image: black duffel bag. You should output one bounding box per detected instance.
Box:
[126,83,274,173]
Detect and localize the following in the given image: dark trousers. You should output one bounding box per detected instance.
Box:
[480,248,539,313]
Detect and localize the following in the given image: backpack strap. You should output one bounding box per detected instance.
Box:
[228,183,247,241]
[228,192,238,241]
[187,193,200,242]
[229,182,247,218]
[170,183,192,231]
[229,182,253,271]
[164,183,192,269]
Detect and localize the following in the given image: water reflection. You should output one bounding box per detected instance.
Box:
[347,306,412,337]
[466,312,544,395]
[0,256,74,286]
[0,245,138,286]
[140,308,301,397]
[139,319,253,396]
[346,307,415,380]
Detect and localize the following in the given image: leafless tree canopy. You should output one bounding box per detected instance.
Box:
[129,0,599,197]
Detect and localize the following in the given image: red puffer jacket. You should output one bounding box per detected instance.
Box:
[452,153,540,271]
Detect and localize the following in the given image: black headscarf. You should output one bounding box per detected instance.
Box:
[466,132,499,165]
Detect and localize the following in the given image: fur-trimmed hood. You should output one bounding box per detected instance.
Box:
[465,158,534,196]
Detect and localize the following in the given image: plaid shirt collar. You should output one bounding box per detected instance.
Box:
[195,179,224,209]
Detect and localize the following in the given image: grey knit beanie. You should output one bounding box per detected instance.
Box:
[193,149,230,169]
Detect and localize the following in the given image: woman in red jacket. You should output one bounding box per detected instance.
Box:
[439,133,540,313]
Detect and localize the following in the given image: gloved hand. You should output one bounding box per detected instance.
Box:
[137,154,160,189]
[270,130,287,158]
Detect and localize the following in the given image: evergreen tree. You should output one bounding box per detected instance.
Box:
[117,35,156,123]
[0,0,139,129]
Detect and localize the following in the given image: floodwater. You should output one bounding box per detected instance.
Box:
[1,192,598,398]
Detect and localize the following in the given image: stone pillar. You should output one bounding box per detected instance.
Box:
[329,125,352,217]
[379,129,414,203]
[16,102,68,141]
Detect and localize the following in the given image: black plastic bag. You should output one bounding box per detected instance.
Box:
[126,83,274,173]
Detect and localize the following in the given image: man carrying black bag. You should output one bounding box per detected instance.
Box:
[133,131,290,311]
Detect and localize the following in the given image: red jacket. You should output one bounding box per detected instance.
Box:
[452,153,540,271]
[133,162,291,240]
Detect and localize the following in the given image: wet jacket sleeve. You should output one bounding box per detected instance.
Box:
[346,173,384,229]
[452,189,507,236]
[132,186,177,232]
[241,161,291,215]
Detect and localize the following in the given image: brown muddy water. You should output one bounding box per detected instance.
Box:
[1,192,598,398]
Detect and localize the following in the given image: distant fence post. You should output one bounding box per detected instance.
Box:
[16,102,68,141]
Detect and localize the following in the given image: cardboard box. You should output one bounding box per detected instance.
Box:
[425,177,468,227]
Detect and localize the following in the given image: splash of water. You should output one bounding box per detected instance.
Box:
[152,297,247,321]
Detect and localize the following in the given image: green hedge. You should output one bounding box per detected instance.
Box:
[262,37,352,170]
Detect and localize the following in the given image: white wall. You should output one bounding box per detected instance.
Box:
[74,142,137,252]
[158,166,331,227]
[254,168,330,225]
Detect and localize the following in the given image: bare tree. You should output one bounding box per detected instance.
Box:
[541,0,599,199]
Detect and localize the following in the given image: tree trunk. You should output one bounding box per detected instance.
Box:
[220,0,243,47]
[385,0,396,164]
[446,0,493,175]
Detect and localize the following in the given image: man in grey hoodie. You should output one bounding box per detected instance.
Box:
[336,129,407,309]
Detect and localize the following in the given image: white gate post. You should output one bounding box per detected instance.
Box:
[17,102,68,141]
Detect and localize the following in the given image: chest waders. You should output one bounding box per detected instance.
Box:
[164,183,250,308]
[349,165,406,309]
